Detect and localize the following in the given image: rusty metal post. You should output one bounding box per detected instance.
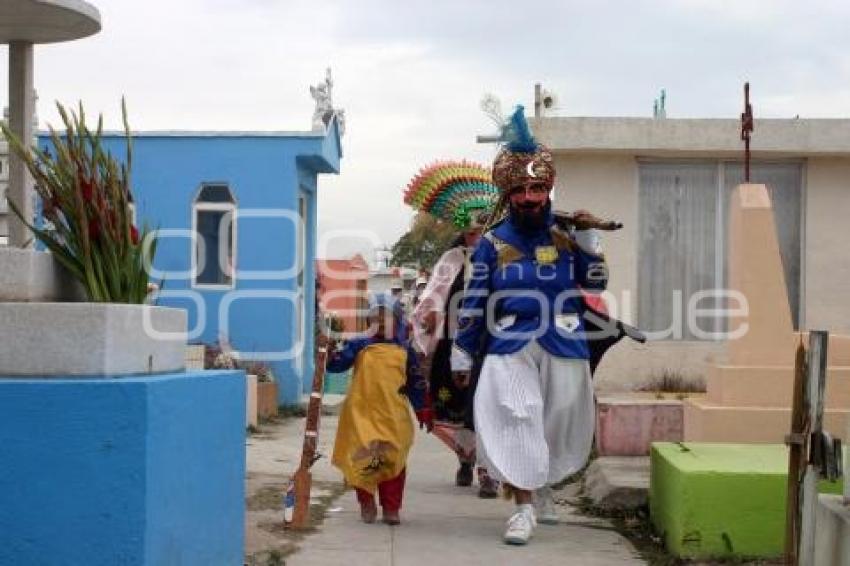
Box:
[740,82,754,183]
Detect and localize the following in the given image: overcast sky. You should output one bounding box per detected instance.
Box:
[2,0,849,263]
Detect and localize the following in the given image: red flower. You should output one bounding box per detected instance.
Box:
[80,177,93,201]
[130,225,139,245]
[88,218,100,241]
[43,196,56,216]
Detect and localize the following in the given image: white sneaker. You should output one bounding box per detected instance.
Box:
[503,506,536,545]
[534,486,559,525]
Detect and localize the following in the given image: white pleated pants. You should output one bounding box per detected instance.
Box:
[474,341,595,490]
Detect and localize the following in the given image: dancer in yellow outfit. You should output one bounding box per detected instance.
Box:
[329,298,431,525]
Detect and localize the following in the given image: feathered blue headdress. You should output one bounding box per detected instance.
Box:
[478,95,556,226]
[481,96,555,193]
[503,105,538,153]
[481,96,538,153]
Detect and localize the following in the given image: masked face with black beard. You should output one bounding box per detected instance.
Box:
[508,182,551,232]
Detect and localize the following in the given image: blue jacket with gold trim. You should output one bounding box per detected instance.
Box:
[453,211,607,360]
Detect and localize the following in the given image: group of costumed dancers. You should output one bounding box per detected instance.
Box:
[324,106,641,545]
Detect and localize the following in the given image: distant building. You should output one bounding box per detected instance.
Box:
[368,265,417,302]
[39,116,344,404]
[317,254,369,333]
[532,114,850,389]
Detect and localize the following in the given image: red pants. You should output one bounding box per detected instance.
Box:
[355,469,406,512]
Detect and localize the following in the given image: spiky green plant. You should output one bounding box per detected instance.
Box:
[0,99,156,303]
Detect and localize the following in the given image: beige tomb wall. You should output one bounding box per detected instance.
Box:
[538,117,850,392]
[551,154,724,391]
[803,157,850,334]
[550,153,850,389]
[553,153,850,390]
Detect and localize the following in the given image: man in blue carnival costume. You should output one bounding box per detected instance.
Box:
[450,106,608,545]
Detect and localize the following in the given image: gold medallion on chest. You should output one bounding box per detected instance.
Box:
[534,245,558,265]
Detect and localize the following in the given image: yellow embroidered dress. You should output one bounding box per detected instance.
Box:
[329,338,423,494]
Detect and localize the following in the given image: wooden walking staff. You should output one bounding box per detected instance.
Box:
[288,315,333,530]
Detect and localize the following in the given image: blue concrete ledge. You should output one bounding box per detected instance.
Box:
[0,370,246,566]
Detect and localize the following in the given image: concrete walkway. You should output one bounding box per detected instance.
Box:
[246,412,646,565]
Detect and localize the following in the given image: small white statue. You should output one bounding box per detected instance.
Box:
[310,68,334,131]
[310,68,345,135]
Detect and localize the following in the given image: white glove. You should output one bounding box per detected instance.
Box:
[573,228,602,255]
[450,345,473,372]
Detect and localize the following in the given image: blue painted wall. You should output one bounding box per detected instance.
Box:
[0,370,245,566]
[39,119,341,404]
[144,371,246,564]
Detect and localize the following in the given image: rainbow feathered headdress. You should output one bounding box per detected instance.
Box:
[403,160,500,228]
